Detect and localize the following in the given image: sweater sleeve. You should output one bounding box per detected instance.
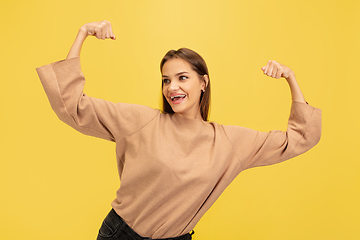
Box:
[36,57,159,142]
[222,101,322,170]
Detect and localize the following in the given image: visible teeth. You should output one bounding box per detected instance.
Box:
[170,95,186,100]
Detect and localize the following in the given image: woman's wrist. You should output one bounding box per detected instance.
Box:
[285,72,296,84]
[66,28,88,60]
[286,74,306,103]
[75,27,88,43]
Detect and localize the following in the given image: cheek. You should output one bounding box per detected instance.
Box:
[162,87,170,102]
[189,84,201,97]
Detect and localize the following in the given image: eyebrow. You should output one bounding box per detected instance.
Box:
[162,71,189,78]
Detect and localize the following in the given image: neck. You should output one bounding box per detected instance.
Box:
[175,111,203,121]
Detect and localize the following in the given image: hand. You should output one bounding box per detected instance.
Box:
[80,20,116,40]
[261,60,294,79]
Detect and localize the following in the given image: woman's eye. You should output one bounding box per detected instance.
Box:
[179,76,188,80]
[163,79,170,84]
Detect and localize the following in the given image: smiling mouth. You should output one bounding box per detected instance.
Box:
[170,94,186,100]
[170,94,186,103]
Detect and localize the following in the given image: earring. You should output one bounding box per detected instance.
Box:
[202,89,205,92]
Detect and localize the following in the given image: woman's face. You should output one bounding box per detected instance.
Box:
[162,58,206,120]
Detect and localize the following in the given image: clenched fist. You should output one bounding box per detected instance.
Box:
[80,20,116,40]
[261,60,294,79]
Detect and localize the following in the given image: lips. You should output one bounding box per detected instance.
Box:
[169,94,186,104]
[170,94,186,100]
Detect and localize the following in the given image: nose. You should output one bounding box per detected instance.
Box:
[168,81,179,91]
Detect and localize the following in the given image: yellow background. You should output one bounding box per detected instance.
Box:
[1,0,359,239]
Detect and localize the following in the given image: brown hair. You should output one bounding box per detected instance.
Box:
[160,48,211,121]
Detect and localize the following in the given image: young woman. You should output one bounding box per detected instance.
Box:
[36,20,321,240]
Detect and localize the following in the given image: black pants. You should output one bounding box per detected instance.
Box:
[97,209,194,240]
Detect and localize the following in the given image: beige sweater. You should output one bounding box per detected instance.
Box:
[36,57,322,239]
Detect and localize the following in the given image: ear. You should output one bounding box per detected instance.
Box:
[202,74,209,91]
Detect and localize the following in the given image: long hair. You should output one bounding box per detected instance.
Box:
[160,48,211,121]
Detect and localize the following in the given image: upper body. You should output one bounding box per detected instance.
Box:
[35,21,322,238]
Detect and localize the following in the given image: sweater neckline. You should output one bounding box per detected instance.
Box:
[169,113,208,129]
[172,113,205,122]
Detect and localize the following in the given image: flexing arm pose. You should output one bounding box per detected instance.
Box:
[36,20,157,142]
[261,60,306,103]
[67,20,304,106]
[36,20,321,239]
[66,20,116,60]
[67,20,305,106]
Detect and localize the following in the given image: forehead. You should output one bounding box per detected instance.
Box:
[162,58,193,76]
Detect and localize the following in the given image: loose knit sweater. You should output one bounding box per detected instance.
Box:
[36,57,322,239]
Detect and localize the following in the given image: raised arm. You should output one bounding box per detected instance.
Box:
[36,21,159,142]
[66,20,116,60]
[223,61,321,170]
[261,60,306,103]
